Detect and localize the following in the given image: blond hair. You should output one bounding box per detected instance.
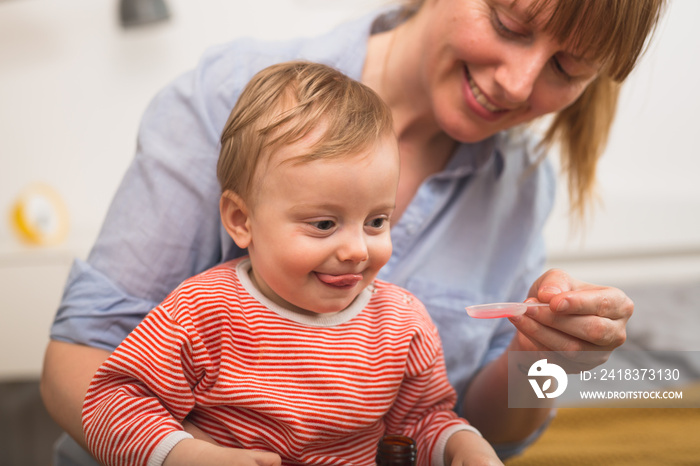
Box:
[217,61,394,202]
[399,0,666,220]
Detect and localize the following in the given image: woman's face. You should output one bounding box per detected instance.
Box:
[414,0,601,142]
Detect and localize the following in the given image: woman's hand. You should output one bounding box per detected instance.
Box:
[508,268,634,372]
[451,267,631,444]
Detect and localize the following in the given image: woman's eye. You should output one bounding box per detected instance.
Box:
[311,220,335,231]
[491,9,526,39]
[551,56,573,81]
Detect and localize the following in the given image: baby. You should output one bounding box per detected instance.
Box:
[82,61,501,466]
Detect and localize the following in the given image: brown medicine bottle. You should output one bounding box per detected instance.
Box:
[376,434,416,465]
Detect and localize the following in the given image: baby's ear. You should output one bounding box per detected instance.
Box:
[220,190,252,249]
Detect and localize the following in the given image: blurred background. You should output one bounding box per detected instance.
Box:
[1,0,699,464]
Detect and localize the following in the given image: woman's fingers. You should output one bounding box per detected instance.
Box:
[528,268,577,302]
[509,269,635,372]
[532,269,629,311]
[508,314,612,372]
[521,301,628,348]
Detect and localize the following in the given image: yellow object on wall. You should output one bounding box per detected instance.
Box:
[10,184,69,246]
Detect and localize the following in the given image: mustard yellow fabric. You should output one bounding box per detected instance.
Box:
[505,384,700,465]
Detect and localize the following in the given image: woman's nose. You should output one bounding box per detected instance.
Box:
[494,48,549,105]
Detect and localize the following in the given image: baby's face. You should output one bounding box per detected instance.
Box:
[245,134,399,315]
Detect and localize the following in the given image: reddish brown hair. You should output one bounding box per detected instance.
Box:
[217,61,394,202]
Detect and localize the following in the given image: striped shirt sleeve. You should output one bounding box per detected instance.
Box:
[82,301,205,466]
[382,298,477,466]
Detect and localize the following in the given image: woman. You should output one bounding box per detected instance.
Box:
[41,0,666,463]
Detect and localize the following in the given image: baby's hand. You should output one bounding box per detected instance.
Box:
[163,438,282,466]
[445,430,503,466]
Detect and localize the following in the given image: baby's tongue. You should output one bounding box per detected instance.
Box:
[316,273,362,287]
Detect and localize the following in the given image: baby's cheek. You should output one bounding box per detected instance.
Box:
[372,235,394,269]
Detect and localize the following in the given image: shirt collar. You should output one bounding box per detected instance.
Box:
[436,134,505,180]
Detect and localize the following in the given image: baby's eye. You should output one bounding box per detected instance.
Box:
[367,217,387,229]
[311,220,335,231]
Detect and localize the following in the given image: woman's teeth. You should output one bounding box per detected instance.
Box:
[467,73,506,113]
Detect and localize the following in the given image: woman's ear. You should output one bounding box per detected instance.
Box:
[220,190,252,249]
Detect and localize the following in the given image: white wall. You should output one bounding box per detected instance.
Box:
[1,0,698,378]
[543,0,700,285]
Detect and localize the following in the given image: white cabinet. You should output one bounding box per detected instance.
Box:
[0,249,74,378]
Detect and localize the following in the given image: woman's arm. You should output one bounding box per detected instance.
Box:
[40,341,110,449]
[462,344,554,444]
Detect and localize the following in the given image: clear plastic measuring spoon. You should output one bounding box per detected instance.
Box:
[465,302,550,319]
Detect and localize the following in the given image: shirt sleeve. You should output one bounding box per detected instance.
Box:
[51,259,162,351]
[50,52,245,349]
[382,302,476,466]
[82,303,204,466]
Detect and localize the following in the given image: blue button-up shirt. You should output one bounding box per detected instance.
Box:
[50,8,555,460]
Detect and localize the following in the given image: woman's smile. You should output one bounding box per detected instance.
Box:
[462,65,514,122]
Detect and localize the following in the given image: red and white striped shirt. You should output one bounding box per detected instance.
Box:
[83,258,475,466]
